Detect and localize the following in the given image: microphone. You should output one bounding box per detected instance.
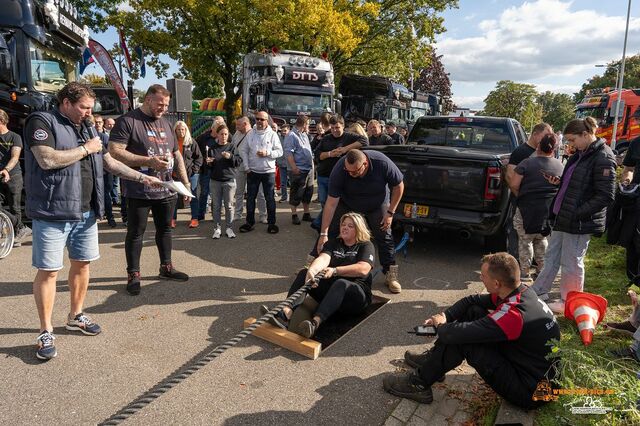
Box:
[83,118,99,140]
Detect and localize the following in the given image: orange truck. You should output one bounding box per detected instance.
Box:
[575,88,640,154]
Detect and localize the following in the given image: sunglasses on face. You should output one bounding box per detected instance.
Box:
[255,118,267,122]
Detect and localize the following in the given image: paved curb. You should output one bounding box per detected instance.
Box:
[494,399,535,425]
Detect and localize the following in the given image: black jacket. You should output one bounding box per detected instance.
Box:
[182,142,203,177]
[196,132,216,174]
[551,138,616,235]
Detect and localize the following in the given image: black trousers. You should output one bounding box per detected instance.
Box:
[312,201,395,272]
[417,305,542,410]
[103,173,114,221]
[626,226,640,285]
[125,195,177,273]
[0,173,23,229]
[288,269,369,322]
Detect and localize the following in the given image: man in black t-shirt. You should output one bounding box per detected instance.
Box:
[316,149,404,293]
[312,114,367,230]
[109,84,192,296]
[385,122,405,145]
[620,137,640,287]
[504,123,553,258]
[0,108,29,241]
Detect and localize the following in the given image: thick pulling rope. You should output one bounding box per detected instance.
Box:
[99,271,325,425]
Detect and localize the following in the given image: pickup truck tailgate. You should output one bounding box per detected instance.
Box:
[381,145,504,212]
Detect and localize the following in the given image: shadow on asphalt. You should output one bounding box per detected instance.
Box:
[222,373,395,425]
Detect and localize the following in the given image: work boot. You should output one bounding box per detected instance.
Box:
[383,372,433,404]
[385,264,401,294]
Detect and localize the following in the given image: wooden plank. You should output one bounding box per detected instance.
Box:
[244,317,322,360]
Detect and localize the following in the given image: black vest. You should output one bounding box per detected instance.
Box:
[24,110,104,221]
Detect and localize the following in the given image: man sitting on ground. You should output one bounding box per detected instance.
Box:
[383,252,561,409]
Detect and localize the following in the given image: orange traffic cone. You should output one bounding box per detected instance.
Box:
[564,291,608,346]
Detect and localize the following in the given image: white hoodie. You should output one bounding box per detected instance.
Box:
[239,126,283,173]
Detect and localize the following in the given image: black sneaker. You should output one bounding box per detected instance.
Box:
[159,263,189,282]
[298,319,318,338]
[383,372,434,404]
[292,214,301,225]
[126,271,141,295]
[108,219,117,228]
[66,312,102,335]
[267,224,279,234]
[239,223,254,233]
[259,305,290,330]
[35,331,57,361]
[302,213,313,222]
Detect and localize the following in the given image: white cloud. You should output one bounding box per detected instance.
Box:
[438,0,640,83]
[452,95,486,109]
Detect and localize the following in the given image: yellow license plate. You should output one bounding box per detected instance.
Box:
[403,203,429,218]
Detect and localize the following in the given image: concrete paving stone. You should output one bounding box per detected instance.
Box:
[428,413,449,426]
[432,387,447,402]
[384,416,405,426]
[437,397,461,418]
[406,414,429,425]
[392,398,419,422]
[413,401,438,420]
[494,398,534,426]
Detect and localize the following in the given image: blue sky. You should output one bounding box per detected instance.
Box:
[86,0,640,109]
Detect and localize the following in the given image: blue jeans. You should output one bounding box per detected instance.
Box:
[246,172,276,225]
[32,211,99,271]
[312,175,330,227]
[532,230,591,300]
[196,173,210,220]
[279,166,288,200]
[173,174,200,219]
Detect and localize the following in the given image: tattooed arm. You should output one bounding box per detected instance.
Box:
[30,136,103,170]
[103,152,161,186]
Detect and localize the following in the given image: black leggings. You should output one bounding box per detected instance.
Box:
[125,196,177,273]
[288,269,370,323]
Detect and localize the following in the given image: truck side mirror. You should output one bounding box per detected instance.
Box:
[334,99,341,115]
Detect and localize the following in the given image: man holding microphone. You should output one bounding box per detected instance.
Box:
[24,82,162,361]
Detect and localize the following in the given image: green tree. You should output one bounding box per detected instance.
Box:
[537,91,575,131]
[72,0,455,120]
[574,53,640,102]
[411,49,455,114]
[481,80,539,125]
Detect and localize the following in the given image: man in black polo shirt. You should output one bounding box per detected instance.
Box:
[383,252,560,409]
[315,149,404,293]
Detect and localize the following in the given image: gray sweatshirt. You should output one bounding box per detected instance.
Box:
[239,127,283,173]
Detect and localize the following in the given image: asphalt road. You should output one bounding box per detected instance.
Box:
[0,203,487,425]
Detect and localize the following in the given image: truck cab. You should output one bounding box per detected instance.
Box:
[339,74,413,128]
[242,50,336,132]
[0,0,87,135]
[575,88,640,153]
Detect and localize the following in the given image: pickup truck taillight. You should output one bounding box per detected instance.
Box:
[484,166,502,201]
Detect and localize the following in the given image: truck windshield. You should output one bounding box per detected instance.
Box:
[410,107,428,121]
[408,119,512,152]
[30,41,75,93]
[268,93,331,114]
[575,107,605,120]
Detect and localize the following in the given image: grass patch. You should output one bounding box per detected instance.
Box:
[534,237,640,425]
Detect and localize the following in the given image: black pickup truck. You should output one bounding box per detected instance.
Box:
[365,115,528,250]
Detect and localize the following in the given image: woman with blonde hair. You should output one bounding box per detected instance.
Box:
[261,212,375,337]
[532,117,616,312]
[172,121,203,228]
[347,122,368,141]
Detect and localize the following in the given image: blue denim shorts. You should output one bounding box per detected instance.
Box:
[32,211,100,271]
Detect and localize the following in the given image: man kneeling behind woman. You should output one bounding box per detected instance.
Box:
[262,212,375,338]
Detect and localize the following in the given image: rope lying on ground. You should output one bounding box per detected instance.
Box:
[99,271,325,425]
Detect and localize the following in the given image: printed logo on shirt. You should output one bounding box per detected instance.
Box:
[33,129,48,141]
[369,254,374,262]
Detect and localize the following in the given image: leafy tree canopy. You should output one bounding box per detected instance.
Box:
[71,0,456,119]
[537,91,575,132]
[574,53,640,102]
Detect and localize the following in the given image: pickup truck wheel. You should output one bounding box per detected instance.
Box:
[484,228,507,252]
